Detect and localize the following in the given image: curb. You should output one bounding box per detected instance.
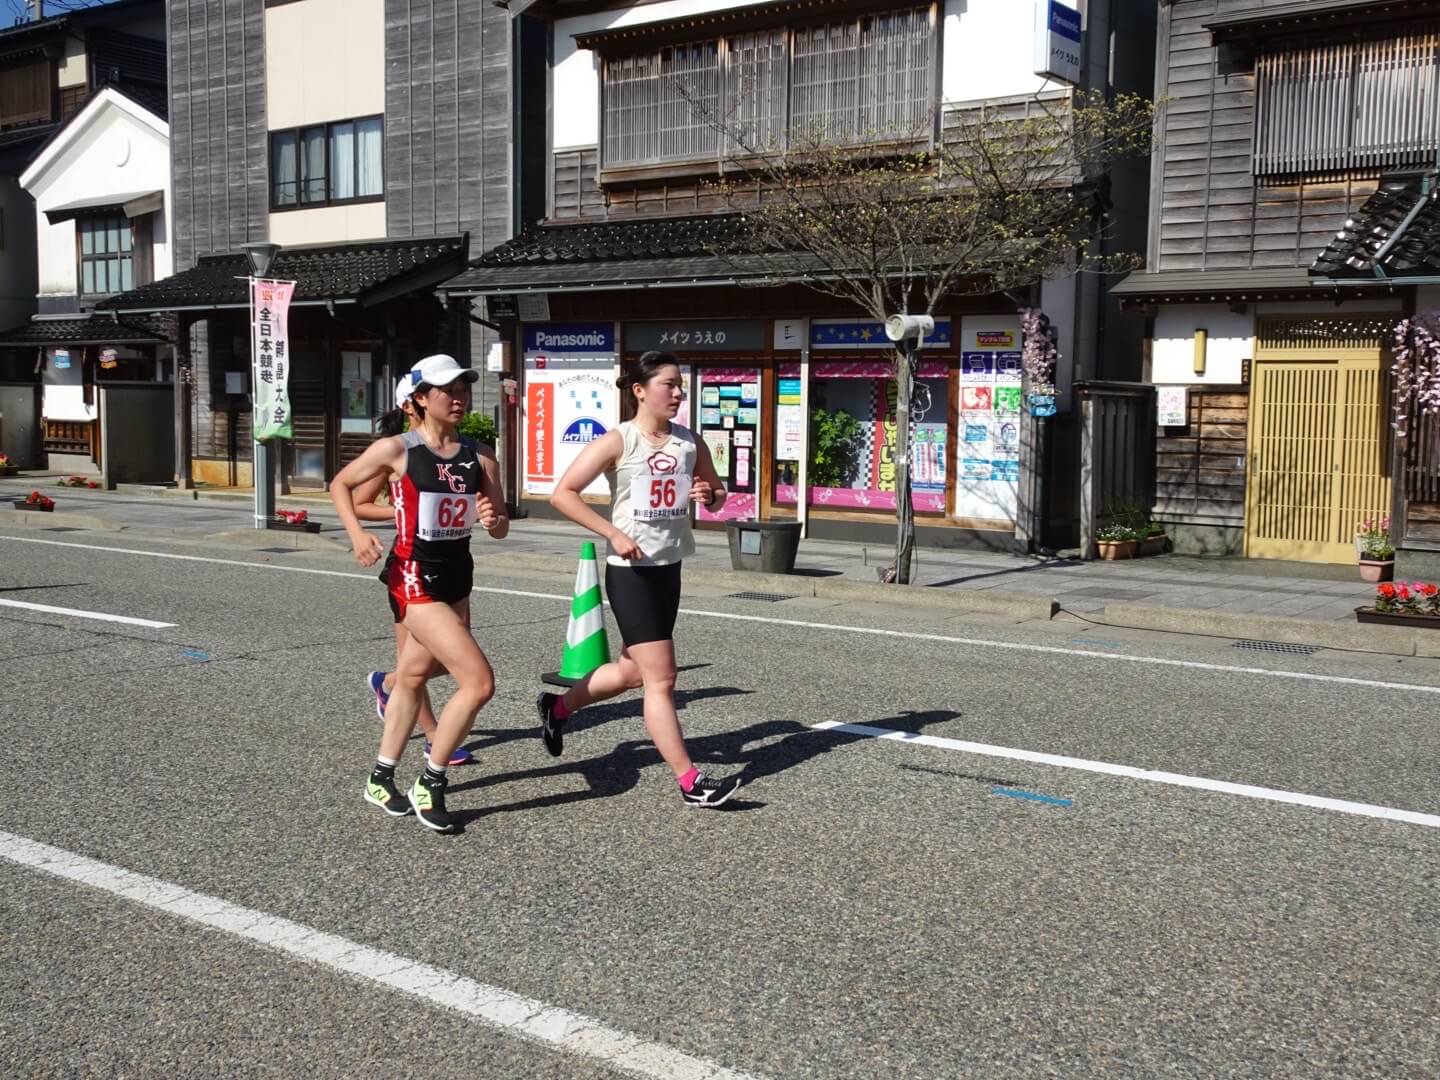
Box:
[1095,602,1428,657]
[3,510,123,531]
[206,528,349,552]
[479,551,1059,620]
[115,484,200,500]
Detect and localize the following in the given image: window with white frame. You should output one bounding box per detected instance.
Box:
[270,115,384,208]
[1254,29,1440,177]
[600,7,934,169]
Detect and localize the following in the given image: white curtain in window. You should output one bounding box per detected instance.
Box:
[357,117,383,197]
[302,127,327,202]
[331,121,356,200]
[272,132,298,206]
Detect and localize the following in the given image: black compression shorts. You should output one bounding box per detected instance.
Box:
[604,562,682,647]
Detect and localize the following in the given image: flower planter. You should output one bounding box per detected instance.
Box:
[267,518,321,533]
[1139,533,1168,557]
[1358,558,1394,583]
[1355,607,1440,627]
[1097,539,1138,560]
[0,465,17,477]
[12,500,53,512]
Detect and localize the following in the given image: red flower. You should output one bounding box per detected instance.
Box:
[1377,583,1398,598]
[1422,584,1439,598]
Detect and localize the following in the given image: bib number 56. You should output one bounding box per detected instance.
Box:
[648,478,678,509]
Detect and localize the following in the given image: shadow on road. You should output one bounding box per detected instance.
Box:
[445,704,959,830]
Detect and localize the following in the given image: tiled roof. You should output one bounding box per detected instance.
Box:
[1310,174,1440,279]
[0,314,170,347]
[98,235,470,313]
[448,216,820,295]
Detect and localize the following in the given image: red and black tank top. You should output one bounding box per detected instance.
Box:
[390,431,485,564]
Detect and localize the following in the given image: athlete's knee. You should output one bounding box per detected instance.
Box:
[620,660,645,689]
[642,671,676,696]
[456,668,495,708]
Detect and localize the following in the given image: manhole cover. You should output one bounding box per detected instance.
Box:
[725,591,796,603]
[1232,639,1318,656]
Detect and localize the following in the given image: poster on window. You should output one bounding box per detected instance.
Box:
[522,323,617,496]
[251,278,296,441]
[954,316,1023,523]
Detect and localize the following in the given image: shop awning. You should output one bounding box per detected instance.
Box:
[0,313,170,347]
[445,216,828,297]
[44,189,165,225]
[96,234,469,315]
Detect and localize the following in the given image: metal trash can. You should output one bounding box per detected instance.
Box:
[725,519,802,574]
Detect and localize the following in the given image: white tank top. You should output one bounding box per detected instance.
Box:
[606,421,697,566]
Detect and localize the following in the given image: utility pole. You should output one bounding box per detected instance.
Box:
[32,1,43,22]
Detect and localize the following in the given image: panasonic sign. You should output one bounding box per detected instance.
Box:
[523,323,616,354]
[1033,0,1082,86]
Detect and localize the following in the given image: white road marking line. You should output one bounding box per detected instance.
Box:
[814,721,1440,830]
[5,533,1439,696]
[0,829,765,1080]
[0,597,175,629]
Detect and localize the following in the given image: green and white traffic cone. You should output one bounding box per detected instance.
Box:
[543,541,612,687]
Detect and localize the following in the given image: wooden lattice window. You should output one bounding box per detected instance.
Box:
[600,7,934,169]
[1254,29,1440,177]
[0,59,53,129]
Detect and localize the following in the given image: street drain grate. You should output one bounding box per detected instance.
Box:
[44,527,83,532]
[256,547,298,554]
[1232,639,1319,657]
[725,591,796,603]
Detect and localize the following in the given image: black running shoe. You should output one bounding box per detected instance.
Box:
[364,774,413,817]
[680,773,742,809]
[537,691,566,757]
[408,774,457,833]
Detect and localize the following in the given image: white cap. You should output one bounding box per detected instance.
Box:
[394,371,417,404]
[407,354,479,391]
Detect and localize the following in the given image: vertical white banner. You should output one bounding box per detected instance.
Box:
[251,278,296,441]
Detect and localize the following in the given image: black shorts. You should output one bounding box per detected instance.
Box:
[383,555,473,622]
[605,562,682,647]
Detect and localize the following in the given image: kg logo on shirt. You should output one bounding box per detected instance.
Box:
[435,462,472,493]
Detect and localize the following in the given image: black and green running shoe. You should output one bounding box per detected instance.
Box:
[364,774,413,817]
[408,774,457,833]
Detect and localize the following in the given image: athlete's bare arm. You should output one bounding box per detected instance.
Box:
[352,472,393,523]
[477,446,509,539]
[550,429,640,560]
[690,437,727,513]
[330,435,408,566]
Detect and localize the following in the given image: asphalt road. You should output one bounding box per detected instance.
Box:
[1,528,1437,1079]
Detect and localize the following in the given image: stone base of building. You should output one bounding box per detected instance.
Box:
[1161,521,1244,557]
[46,452,99,476]
[1396,548,1440,581]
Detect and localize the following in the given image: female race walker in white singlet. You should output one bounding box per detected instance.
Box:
[540,351,742,808]
[331,354,509,833]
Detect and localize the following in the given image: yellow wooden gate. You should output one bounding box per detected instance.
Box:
[1245,317,1393,563]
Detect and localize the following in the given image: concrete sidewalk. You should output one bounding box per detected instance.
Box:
[2,471,1427,654]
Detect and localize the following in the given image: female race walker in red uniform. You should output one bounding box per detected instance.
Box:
[349,372,472,766]
[331,354,508,833]
[538,351,742,808]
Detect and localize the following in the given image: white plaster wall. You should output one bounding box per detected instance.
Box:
[1150,299,1406,386]
[266,0,385,130]
[268,202,387,247]
[22,96,172,300]
[58,36,87,89]
[942,0,1051,104]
